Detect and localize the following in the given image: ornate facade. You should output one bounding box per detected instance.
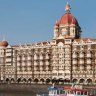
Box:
[0,3,96,84]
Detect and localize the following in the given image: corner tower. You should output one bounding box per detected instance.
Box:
[53,2,81,40]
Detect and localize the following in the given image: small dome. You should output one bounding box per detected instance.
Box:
[54,24,59,29]
[0,41,8,47]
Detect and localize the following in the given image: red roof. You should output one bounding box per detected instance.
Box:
[55,3,79,27]
[12,41,50,48]
[74,38,96,43]
[56,13,79,26]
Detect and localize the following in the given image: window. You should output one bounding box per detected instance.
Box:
[81,92,83,95]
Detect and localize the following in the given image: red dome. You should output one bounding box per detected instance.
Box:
[56,13,79,26]
[0,41,8,47]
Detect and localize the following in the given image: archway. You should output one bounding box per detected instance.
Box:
[86,79,92,84]
[6,78,10,83]
[28,78,32,83]
[52,78,57,83]
[58,78,64,84]
[17,78,21,83]
[64,79,70,84]
[10,78,15,83]
[40,78,45,84]
[46,78,51,84]
[79,79,85,84]
[72,79,78,83]
[22,78,27,83]
[34,78,39,84]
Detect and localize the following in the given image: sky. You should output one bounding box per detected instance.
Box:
[0,0,96,45]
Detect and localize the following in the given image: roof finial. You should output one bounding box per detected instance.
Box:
[65,2,71,13]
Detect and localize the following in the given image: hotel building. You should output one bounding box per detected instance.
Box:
[0,3,96,84]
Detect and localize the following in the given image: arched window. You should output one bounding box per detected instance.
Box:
[72,79,78,83]
[86,79,92,84]
[34,78,39,83]
[46,78,51,84]
[79,78,85,84]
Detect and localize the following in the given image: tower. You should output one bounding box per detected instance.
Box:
[52,2,82,82]
[53,2,81,40]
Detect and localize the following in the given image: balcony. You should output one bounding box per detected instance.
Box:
[79,54,84,58]
[87,65,92,70]
[73,66,77,70]
[87,54,91,57]
[79,61,84,64]
[72,55,77,58]
[80,66,84,70]
[72,61,77,64]
[46,62,49,65]
[46,55,49,59]
[87,60,91,64]
[40,61,43,66]
[40,56,43,59]
[27,56,31,60]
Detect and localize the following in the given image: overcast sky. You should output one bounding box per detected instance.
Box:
[0,0,96,45]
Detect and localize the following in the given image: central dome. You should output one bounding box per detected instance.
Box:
[55,3,79,27]
[57,13,79,26]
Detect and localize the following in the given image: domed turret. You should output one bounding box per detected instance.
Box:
[54,23,59,29]
[53,2,81,39]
